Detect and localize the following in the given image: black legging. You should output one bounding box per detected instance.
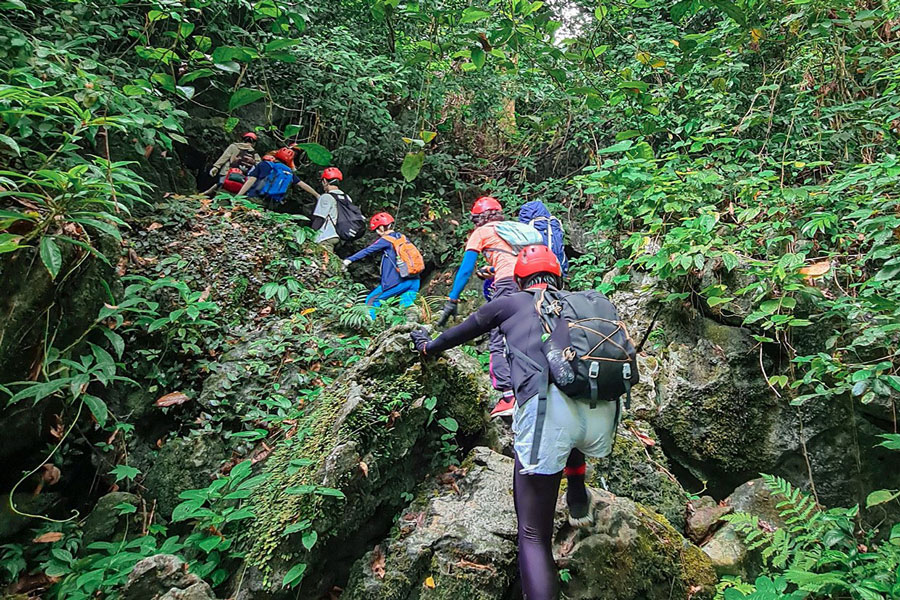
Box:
[513,450,586,600]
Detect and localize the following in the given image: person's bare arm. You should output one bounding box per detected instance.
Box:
[236,176,257,196]
[297,180,319,199]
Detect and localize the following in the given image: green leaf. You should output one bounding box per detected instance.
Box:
[115,502,138,514]
[711,0,745,24]
[670,0,693,21]
[283,563,307,588]
[0,133,21,156]
[101,328,125,359]
[401,151,425,182]
[265,38,301,53]
[471,47,486,69]
[110,464,140,482]
[294,143,332,166]
[301,530,317,551]
[224,117,240,133]
[40,237,63,279]
[84,395,108,427]
[420,131,437,143]
[460,7,492,23]
[865,489,900,508]
[228,89,267,112]
[438,417,458,432]
[707,296,734,307]
[598,140,633,154]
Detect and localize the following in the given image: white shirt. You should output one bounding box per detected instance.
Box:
[313,190,340,243]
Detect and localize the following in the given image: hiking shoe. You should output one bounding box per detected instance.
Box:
[567,488,599,527]
[490,396,515,419]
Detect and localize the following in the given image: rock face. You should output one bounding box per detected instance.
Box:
[344,447,717,600]
[141,433,226,518]
[233,324,493,599]
[590,421,687,530]
[610,276,900,510]
[123,554,218,600]
[701,478,787,578]
[344,447,518,600]
[82,492,142,545]
[686,496,733,544]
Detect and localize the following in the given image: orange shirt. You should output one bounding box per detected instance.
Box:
[465,223,517,280]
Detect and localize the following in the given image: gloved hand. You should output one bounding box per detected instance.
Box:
[436,299,458,327]
[342,259,351,268]
[209,167,217,177]
[410,328,431,354]
[476,266,495,280]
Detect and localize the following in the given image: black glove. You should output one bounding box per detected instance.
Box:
[410,328,431,354]
[436,299,458,327]
[476,266,495,280]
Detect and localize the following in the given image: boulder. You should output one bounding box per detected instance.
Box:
[701,478,787,578]
[82,492,142,545]
[232,324,493,599]
[122,554,217,600]
[344,447,717,600]
[0,493,61,540]
[343,447,517,600]
[590,421,687,530]
[141,433,226,518]
[686,496,732,544]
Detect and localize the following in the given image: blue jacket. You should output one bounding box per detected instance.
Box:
[518,201,569,276]
[346,232,418,291]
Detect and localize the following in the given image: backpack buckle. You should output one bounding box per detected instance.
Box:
[622,363,632,380]
[588,361,600,379]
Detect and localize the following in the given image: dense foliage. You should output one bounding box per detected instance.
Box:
[2,0,900,598]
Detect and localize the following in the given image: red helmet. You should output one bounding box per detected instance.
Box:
[514,244,561,284]
[369,212,395,231]
[273,147,295,169]
[471,196,502,215]
[322,167,343,182]
[242,132,258,141]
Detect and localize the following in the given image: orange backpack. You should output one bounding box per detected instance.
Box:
[383,233,424,277]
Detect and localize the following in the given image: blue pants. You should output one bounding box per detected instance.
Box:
[365,279,420,319]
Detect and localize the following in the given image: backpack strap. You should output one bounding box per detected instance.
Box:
[507,343,551,469]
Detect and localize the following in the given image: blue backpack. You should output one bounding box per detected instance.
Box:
[254,162,294,203]
[518,201,569,277]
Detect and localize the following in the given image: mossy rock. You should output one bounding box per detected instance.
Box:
[141,433,226,518]
[557,491,717,600]
[590,421,687,530]
[233,324,492,599]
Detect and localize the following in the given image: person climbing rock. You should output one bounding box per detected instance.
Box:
[518,200,569,278]
[438,196,541,419]
[343,212,423,319]
[202,132,261,196]
[234,147,302,209]
[410,245,618,600]
[298,167,364,253]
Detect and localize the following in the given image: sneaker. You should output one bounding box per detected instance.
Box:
[567,488,599,528]
[490,395,515,419]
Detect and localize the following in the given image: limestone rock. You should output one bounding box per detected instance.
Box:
[122,554,217,600]
[701,478,787,578]
[590,421,687,530]
[83,492,141,545]
[142,433,225,518]
[233,324,493,599]
[344,448,717,600]
[343,447,518,600]
[686,496,732,544]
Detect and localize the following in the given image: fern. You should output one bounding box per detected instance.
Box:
[721,474,900,600]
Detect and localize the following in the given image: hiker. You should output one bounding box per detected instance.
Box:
[410,244,635,600]
[343,212,423,319]
[203,132,261,196]
[234,147,302,208]
[437,196,543,418]
[518,201,569,277]
[298,167,365,252]
[482,200,569,301]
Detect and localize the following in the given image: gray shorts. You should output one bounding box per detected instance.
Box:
[513,385,619,475]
